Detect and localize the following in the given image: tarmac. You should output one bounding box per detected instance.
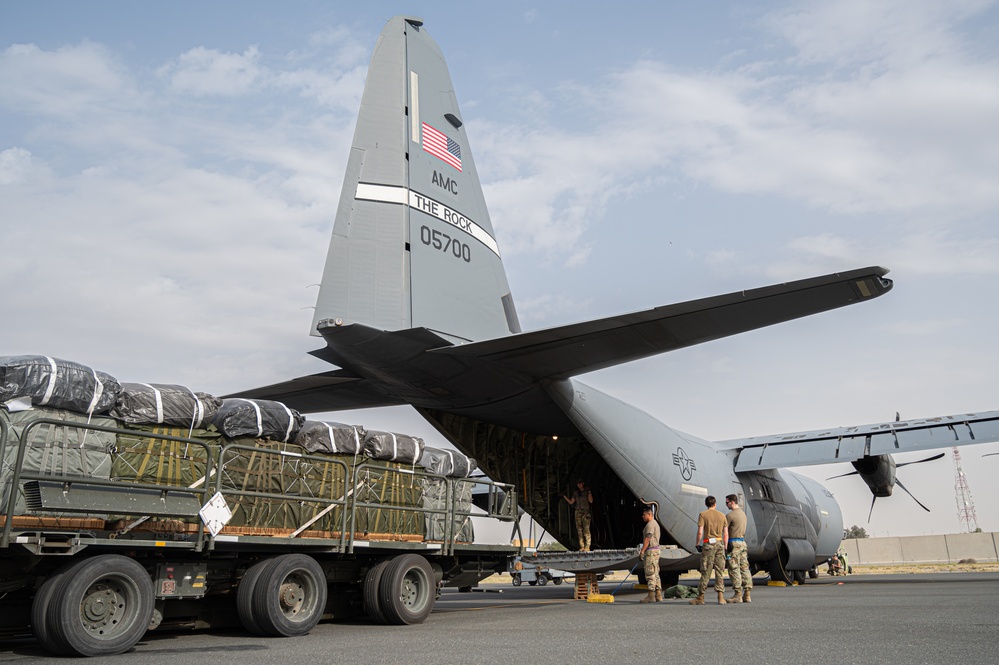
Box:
[2,573,997,664]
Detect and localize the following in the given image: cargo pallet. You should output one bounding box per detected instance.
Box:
[0,418,519,657]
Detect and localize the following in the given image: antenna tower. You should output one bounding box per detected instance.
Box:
[952,447,980,532]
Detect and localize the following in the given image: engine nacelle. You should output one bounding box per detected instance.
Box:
[851,454,896,497]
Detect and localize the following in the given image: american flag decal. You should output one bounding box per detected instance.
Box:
[422,122,462,171]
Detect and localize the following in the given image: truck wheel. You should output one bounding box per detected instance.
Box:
[511,574,522,587]
[252,553,327,637]
[378,554,435,625]
[363,559,391,624]
[537,574,548,586]
[32,563,78,656]
[46,555,154,657]
[528,580,537,586]
[553,577,563,586]
[237,558,275,636]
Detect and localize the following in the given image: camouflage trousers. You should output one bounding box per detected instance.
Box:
[644,549,661,592]
[697,542,726,594]
[575,511,592,551]
[726,541,752,591]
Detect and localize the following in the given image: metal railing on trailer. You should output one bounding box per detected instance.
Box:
[1,418,518,555]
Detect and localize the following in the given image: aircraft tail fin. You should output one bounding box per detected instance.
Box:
[312,16,519,345]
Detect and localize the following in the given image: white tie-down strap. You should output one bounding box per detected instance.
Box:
[389,432,398,461]
[85,365,104,416]
[40,356,58,406]
[280,403,294,442]
[443,449,455,476]
[238,398,264,438]
[140,383,165,423]
[186,385,205,430]
[326,423,338,453]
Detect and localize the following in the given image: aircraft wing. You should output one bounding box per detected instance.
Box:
[431,266,892,379]
[224,369,406,413]
[722,410,999,471]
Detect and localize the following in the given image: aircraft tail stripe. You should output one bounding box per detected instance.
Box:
[354,182,501,257]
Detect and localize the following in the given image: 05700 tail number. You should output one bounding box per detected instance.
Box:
[420,225,471,262]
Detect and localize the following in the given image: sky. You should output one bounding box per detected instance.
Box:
[2,0,998,540]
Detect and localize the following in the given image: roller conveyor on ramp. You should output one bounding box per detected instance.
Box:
[519,546,694,574]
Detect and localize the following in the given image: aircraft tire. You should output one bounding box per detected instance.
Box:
[252,553,327,637]
[362,559,391,624]
[46,554,154,657]
[767,555,794,585]
[237,558,276,635]
[378,554,435,625]
[661,571,681,588]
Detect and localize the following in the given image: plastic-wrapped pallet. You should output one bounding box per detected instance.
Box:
[361,430,424,465]
[421,476,474,542]
[110,425,222,487]
[419,446,478,477]
[110,383,222,429]
[0,355,121,415]
[211,398,304,443]
[294,420,365,455]
[0,405,115,515]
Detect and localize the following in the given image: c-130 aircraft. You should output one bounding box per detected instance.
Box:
[236,16,999,584]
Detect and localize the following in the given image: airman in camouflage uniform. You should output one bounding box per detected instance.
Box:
[639,506,662,603]
[564,479,593,551]
[690,495,728,605]
[725,494,752,603]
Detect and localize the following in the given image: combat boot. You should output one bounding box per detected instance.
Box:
[717,591,727,605]
[728,589,743,603]
[639,591,656,604]
[743,589,751,603]
[689,594,704,605]
[655,589,663,602]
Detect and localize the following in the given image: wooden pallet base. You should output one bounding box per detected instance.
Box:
[574,572,601,600]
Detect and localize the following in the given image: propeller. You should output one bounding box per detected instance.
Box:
[827,452,945,522]
[896,452,944,468]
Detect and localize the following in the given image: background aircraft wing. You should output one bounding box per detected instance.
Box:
[226,369,406,412]
[432,266,891,379]
[721,410,999,471]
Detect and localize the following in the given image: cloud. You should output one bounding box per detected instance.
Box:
[0,42,133,117]
[0,147,36,185]
[160,46,263,96]
[474,0,999,269]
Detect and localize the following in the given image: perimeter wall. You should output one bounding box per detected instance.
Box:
[840,531,998,565]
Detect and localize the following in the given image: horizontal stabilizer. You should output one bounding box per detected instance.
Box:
[727,410,999,471]
[432,267,891,379]
[224,369,405,413]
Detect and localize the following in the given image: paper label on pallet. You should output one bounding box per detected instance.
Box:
[199,492,233,537]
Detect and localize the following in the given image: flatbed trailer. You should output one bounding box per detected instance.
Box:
[0,417,519,657]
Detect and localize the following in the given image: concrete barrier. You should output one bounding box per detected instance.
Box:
[841,531,998,564]
[900,535,951,564]
[854,536,904,564]
[944,532,998,563]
